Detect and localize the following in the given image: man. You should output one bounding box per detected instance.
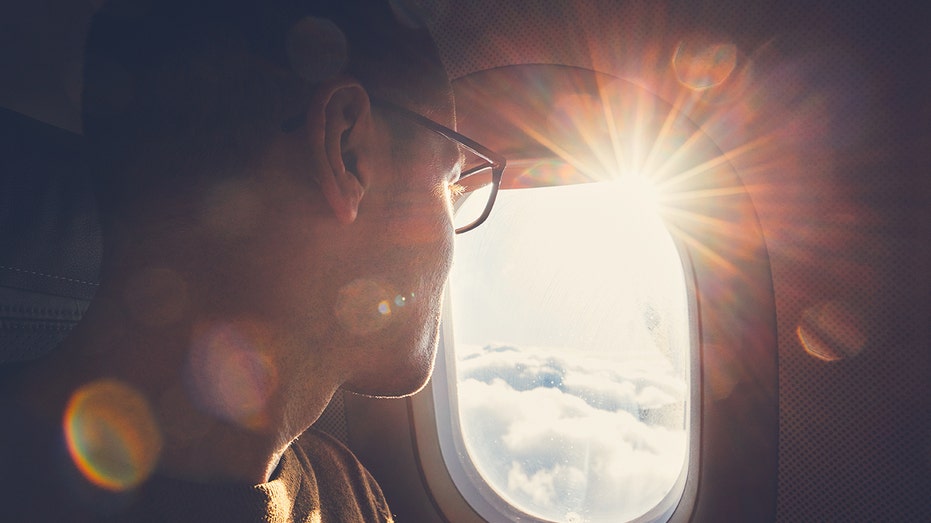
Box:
[0,0,500,520]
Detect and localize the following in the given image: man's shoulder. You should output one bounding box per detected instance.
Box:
[292,428,360,469]
[291,428,394,522]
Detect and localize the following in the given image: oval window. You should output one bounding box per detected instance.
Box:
[444,176,691,522]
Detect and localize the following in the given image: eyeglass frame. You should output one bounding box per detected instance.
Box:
[281,98,506,234]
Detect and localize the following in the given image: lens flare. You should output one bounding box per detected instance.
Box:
[335,279,396,335]
[673,38,738,91]
[63,379,163,491]
[797,301,867,362]
[378,300,392,315]
[186,320,279,429]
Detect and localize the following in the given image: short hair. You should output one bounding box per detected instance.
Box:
[83,0,449,227]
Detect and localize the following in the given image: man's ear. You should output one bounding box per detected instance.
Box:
[305,77,372,224]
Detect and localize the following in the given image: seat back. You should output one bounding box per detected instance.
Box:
[0,107,101,363]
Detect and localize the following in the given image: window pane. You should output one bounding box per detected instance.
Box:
[448,179,690,522]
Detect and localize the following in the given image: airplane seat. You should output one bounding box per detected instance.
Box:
[0,106,99,364]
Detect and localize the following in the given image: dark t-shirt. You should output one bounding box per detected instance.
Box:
[0,365,393,522]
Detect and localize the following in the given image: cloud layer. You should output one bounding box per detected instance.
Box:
[455,344,688,522]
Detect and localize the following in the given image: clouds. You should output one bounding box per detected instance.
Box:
[455,344,688,522]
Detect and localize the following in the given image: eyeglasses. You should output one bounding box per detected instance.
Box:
[372,100,506,234]
[282,99,506,234]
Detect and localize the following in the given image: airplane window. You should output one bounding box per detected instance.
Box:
[441,175,692,522]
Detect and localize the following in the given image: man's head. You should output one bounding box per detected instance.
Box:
[83,0,453,220]
[82,0,460,405]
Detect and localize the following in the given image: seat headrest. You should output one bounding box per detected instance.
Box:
[0,107,101,362]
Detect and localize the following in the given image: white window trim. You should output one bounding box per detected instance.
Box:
[409,234,702,523]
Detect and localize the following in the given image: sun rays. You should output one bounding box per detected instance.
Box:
[446,0,885,365]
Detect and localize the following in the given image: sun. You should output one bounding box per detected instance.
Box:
[603,173,663,218]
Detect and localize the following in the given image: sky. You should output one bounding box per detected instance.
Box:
[445,183,691,522]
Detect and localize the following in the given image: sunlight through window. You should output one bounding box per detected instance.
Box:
[445,179,691,522]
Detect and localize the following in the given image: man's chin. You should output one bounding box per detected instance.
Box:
[342,353,437,399]
[342,381,428,400]
[343,374,433,399]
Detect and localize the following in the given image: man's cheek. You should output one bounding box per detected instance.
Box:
[389,204,453,247]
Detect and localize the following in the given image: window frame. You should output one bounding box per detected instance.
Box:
[409,213,702,523]
[404,175,778,521]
